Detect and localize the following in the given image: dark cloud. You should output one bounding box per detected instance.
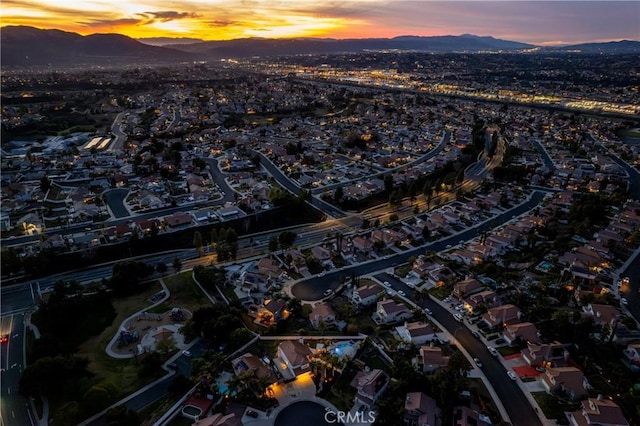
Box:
[78,18,144,28]
[206,20,237,28]
[139,11,201,23]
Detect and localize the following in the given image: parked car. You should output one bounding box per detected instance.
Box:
[507,371,517,380]
[246,410,259,418]
[473,358,483,368]
[487,346,499,357]
[182,350,192,358]
[383,281,391,287]
[424,308,433,316]
[454,314,464,322]
[471,331,480,339]
[398,290,406,297]
[167,362,178,370]
[324,289,334,297]
[621,297,628,305]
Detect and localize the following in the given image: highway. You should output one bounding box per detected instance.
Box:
[0,313,36,426]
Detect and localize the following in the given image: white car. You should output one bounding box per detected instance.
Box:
[507,371,517,381]
[424,308,433,316]
[318,272,326,277]
[474,357,483,368]
[398,290,406,297]
[182,350,192,358]
[621,297,628,305]
[487,346,499,357]
[324,289,334,297]
[383,281,391,288]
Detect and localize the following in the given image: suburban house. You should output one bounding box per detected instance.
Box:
[583,303,620,326]
[373,299,413,325]
[311,245,332,265]
[276,340,313,380]
[482,304,521,328]
[453,406,492,426]
[395,321,440,346]
[521,342,568,368]
[284,249,307,273]
[541,366,590,401]
[414,346,450,373]
[565,397,629,426]
[239,269,271,294]
[623,342,640,368]
[256,299,289,326]
[309,302,336,329]
[503,322,540,345]
[164,211,192,227]
[463,290,501,312]
[350,368,389,408]
[452,278,483,299]
[352,236,374,253]
[352,284,382,307]
[403,392,441,426]
[231,352,277,384]
[257,257,285,279]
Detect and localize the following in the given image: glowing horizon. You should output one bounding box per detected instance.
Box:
[1,1,638,45]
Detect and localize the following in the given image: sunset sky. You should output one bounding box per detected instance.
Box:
[1,1,638,45]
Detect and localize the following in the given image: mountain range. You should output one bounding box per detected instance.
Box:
[1,26,639,67]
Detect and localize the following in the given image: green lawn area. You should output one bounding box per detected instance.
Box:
[395,265,412,278]
[533,392,579,421]
[428,286,451,300]
[468,378,504,425]
[147,302,172,314]
[497,345,522,357]
[326,372,357,412]
[75,282,166,416]
[163,271,214,312]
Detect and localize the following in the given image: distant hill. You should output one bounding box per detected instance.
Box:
[137,37,205,46]
[549,40,640,54]
[2,26,637,67]
[172,34,535,58]
[0,26,196,66]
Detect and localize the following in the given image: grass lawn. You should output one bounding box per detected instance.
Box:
[532,392,579,421]
[76,282,165,410]
[395,265,412,278]
[163,272,214,312]
[468,378,505,425]
[428,286,451,300]
[497,346,522,357]
[147,302,172,314]
[138,394,182,425]
[326,372,357,412]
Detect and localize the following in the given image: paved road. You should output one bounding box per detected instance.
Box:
[252,150,347,218]
[109,112,127,152]
[0,313,36,426]
[619,252,640,323]
[103,188,130,219]
[373,271,540,426]
[292,191,547,300]
[0,250,197,315]
[203,157,236,204]
[530,139,555,170]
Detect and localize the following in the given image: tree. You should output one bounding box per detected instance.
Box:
[229,328,253,348]
[193,231,203,256]
[110,261,153,297]
[279,231,297,250]
[105,405,140,426]
[156,263,168,274]
[334,186,344,203]
[172,257,183,272]
[40,175,51,192]
[268,236,279,253]
[155,337,176,355]
[384,174,394,193]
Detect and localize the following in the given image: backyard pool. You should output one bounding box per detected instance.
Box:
[275,401,343,426]
[330,341,359,359]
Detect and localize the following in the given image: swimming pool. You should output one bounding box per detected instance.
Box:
[330,341,358,359]
[182,405,202,420]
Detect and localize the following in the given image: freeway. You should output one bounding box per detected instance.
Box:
[291,190,547,300]
[0,313,36,426]
[0,250,198,315]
